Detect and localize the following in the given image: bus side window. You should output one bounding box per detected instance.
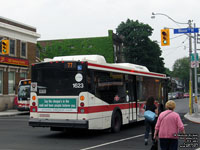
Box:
[115,84,126,103]
[87,70,95,95]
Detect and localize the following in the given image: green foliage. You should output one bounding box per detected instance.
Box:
[172,57,190,90]
[165,68,172,76]
[116,19,165,73]
[172,57,189,80]
[38,33,114,63]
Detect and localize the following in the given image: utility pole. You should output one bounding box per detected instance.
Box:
[188,20,193,114]
[193,23,199,116]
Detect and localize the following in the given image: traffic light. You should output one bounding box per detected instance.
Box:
[1,40,9,54]
[161,29,170,46]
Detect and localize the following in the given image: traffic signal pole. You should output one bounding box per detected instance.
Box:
[151,13,195,114]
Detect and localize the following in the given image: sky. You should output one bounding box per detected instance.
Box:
[1,0,200,70]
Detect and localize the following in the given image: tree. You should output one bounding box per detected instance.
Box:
[172,57,190,91]
[116,19,165,73]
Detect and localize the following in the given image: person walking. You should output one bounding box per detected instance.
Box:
[154,100,185,150]
[144,96,158,145]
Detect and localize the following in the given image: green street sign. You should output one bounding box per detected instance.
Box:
[190,53,199,61]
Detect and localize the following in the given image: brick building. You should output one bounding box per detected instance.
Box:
[0,16,40,111]
[38,30,124,63]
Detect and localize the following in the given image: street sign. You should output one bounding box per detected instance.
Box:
[191,61,199,68]
[190,53,199,61]
[174,28,199,34]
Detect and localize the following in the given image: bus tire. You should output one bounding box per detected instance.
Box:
[111,111,122,133]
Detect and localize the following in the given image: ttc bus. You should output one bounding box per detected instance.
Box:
[29,55,168,132]
[17,79,31,111]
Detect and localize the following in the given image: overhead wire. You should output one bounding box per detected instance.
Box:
[162,36,189,57]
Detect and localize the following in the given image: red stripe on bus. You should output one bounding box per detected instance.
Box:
[78,103,138,113]
[88,63,166,78]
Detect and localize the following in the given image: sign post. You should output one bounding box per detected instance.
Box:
[174,26,199,115]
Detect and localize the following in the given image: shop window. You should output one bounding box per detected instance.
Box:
[8,71,15,94]
[10,39,16,56]
[0,70,3,94]
[20,72,27,80]
[21,42,27,58]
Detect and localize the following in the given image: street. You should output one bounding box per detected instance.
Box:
[0,98,199,150]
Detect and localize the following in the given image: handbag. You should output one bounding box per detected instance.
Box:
[144,110,156,122]
[151,140,158,150]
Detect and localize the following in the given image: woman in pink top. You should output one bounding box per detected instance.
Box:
[154,100,185,150]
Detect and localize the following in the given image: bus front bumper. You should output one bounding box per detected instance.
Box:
[29,118,88,129]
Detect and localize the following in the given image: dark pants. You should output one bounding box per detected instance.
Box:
[144,119,156,141]
[160,138,178,150]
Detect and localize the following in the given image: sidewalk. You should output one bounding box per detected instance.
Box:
[184,113,200,124]
[0,109,29,117]
[184,103,200,124]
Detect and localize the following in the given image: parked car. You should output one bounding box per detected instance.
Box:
[177,92,184,99]
[183,93,189,98]
[168,92,178,99]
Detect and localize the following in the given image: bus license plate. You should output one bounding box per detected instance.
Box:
[39,89,46,94]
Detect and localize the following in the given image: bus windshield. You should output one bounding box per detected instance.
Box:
[31,62,87,96]
[18,85,30,100]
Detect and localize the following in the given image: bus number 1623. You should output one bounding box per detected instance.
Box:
[73,83,84,88]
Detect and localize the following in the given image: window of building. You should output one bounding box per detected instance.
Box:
[20,72,27,80]
[21,42,27,58]
[9,39,16,56]
[8,71,15,94]
[0,70,3,94]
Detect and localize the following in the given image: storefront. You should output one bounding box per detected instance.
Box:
[0,16,40,111]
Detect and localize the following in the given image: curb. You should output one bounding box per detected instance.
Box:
[184,113,200,124]
[0,110,29,117]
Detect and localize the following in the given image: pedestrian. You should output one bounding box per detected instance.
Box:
[154,100,185,150]
[144,96,158,146]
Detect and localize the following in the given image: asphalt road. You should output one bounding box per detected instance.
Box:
[0,98,199,150]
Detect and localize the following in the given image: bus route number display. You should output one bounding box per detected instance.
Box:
[65,62,76,70]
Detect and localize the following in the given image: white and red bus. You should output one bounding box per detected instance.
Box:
[29,55,168,132]
[17,79,31,111]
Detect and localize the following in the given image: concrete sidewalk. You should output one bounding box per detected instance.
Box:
[0,109,29,117]
[184,103,200,124]
[184,113,200,124]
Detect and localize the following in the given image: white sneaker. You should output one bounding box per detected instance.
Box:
[144,139,148,145]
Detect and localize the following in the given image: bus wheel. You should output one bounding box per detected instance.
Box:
[111,111,122,133]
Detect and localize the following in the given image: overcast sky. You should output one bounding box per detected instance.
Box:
[1,0,200,70]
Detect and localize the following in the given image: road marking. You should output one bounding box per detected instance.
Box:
[80,134,144,150]
[183,124,188,126]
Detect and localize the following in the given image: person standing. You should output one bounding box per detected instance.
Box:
[144,96,158,145]
[154,100,185,150]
